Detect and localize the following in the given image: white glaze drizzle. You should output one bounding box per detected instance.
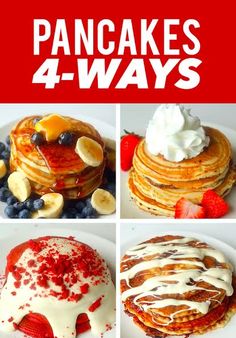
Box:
[0,238,115,337]
[121,237,233,324]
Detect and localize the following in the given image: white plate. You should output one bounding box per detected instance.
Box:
[0,113,116,219]
[120,230,236,338]
[121,122,236,219]
[0,225,116,338]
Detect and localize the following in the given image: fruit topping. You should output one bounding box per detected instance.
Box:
[121,131,141,171]
[202,189,229,218]
[91,188,116,215]
[30,132,45,146]
[8,171,32,202]
[58,131,75,146]
[175,197,206,219]
[75,136,103,167]
[0,159,7,178]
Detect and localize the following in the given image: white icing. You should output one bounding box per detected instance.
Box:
[145,104,210,162]
[121,237,233,324]
[0,238,115,337]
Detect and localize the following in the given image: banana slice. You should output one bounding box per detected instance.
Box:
[75,136,103,167]
[0,160,7,179]
[38,193,64,218]
[8,171,31,202]
[91,188,116,215]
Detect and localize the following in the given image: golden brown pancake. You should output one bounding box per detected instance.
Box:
[120,235,236,337]
[128,127,236,217]
[10,115,105,199]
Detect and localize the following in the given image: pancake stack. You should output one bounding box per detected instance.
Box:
[10,115,105,199]
[128,127,236,217]
[120,235,236,337]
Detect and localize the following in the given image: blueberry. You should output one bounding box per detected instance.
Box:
[0,187,12,202]
[75,213,84,219]
[31,132,45,146]
[0,142,5,154]
[33,117,42,125]
[86,214,97,219]
[58,132,74,146]
[18,209,31,219]
[4,205,17,218]
[75,200,85,213]
[13,202,25,212]
[1,150,10,160]
[24,199,35,211]
[104,167,116,183]
[5,135,10,145]
[105,182,116,196]
[82,205,97,218]
[33,199,44,210]
[67,207,77,216]
[7,195,18,206]
[61,211,73,219]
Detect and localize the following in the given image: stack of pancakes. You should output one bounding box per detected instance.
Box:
[120,235,236,337]
[128,127,236,217]
[10,115,105,199]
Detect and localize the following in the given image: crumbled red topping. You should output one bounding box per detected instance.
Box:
[80,283,89,294]
[88,297,103,312]
[8,317,14,322]
[28,240,43,253]
[10,237,107,304]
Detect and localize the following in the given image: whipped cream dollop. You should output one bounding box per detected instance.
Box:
[145,104,210,162]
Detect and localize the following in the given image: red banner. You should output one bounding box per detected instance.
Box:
[0,0,235,103]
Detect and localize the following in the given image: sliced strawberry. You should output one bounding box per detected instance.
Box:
[17,313,54,338]
[17,312,91,338]
[175,198,206,219]
[202,189,229,218]
[120,132,141,171]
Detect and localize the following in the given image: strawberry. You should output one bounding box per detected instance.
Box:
[202,190,229,218]
[175,198,206,219]
[17,312,91,337]
[121,131,141,171]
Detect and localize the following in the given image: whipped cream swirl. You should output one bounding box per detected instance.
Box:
[145,104,210,162]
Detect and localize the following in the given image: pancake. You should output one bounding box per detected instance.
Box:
[120,235,236,337]
[0,236,115,338]
[10,115,106,199]
[128,127,236,217]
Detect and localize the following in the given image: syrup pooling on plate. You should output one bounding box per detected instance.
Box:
[0,237,115,337]
[121,236,234,325]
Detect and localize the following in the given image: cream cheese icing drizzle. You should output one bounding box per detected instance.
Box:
[0,237,115,337]
[121,236,233,324]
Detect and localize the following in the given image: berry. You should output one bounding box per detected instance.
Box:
[18,209,31,219]
[121,132,141,171]
[1,150,10,160]
[7,195,18,206]
[0,142,6,153]
[61,212,70,219]
[33,199,44,210]
[105,182,116,196]
[58,132,74,146]
[104,167,115,183]
[175,198,206,219]
[24,199,35,211]
[13,202,25,212]
[5,135,11,145]
[202,190,229,218]
[82,205,97,218]
[4,205,17,218]
[0,187,12,202]
[31,132,45,146]
[75,201,85,213]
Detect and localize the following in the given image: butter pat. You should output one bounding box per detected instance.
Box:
[35,114,71,142]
